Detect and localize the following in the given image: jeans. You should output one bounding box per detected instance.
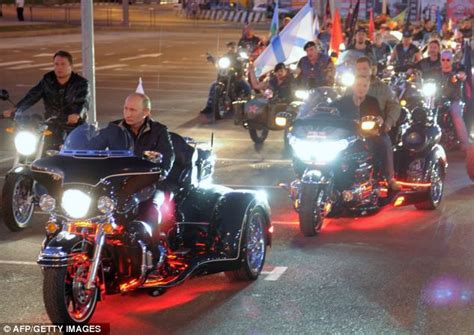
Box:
[202,79,251,113]
[369,133,395,180]
[450,100,469,148]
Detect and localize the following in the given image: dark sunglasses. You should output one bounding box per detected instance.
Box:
[441,58,452,62]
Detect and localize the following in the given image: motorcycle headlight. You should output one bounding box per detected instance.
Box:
[361,120,376,131]
[218,57,231,69]
[239,51,249,59]
[294,90,310,100]
[39,194,56,212]
[404,131,425,145]
[14,131,38,156]
[275,116,287,127]
[62,189,91,219]
[97,196,115,215]
[422,82,437,97]
[341,72,355,87]
[290,137,349,164]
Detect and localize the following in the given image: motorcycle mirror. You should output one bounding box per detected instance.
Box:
[0,89,10,101]
[143,151,163,164]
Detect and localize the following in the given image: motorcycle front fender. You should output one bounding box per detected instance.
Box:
[38,232,91,268]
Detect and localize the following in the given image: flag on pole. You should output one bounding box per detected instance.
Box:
[324,0,331,24]
[254,1,315,76]
[390,8,406,27]
[270,0,279,41]
[136,77,145,94]
[436,7,442,33]
[368,9,375,42]
[347,0,360,46]
[313,8,320,37]
[330,9,343,54]
[462,39,473,134]
[344,0,353,32]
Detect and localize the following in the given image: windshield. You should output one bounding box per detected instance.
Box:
[61,123,133,157]
[336,49,366,68]
[298,87,344,119]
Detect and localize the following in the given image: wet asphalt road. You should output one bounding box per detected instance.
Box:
[1,26,474,335]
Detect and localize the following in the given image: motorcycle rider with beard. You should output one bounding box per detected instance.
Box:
[414,39,441,79]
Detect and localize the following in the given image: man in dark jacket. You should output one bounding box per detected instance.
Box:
[114,92,175,270]
[331,75,400,190]
[296,41,335,89]
[3,50,90,125]
[114,92,175,176]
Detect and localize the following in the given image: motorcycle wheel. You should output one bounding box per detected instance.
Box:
[225,207,267,281]
[415,162,444,210]
[466,144,474,181]
[43,254,99,325]
[249,128,269,144]
[1,174,34,231]
[299,184,325,237]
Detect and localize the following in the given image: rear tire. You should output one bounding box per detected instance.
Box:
[225,207,267,281]
[1,174,34,231]
[415,161,444,210]
[299,184,325,237]
[249,128,269,144]
[466,144,474,181]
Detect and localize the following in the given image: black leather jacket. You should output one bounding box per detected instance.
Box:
[113,117,175,177]
[15,71,90,121]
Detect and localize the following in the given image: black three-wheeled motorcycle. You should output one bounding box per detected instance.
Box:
[32,124,272,325]
[282,88,447,236]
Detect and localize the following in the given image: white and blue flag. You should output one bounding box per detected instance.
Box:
[254,1,315,76]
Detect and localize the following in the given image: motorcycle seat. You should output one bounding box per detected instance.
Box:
[167,132,197,190]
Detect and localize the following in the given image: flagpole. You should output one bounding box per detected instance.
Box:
[382,0,386,15]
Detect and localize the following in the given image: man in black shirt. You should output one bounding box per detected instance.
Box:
[390,30,421,67]
[415,39,441,79]
[331,75,399,189]
[249,62,295,102]
[347,27,377,65]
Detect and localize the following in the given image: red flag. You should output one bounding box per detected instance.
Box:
[368,9,375,41]
[345,0,353,31]
[330,9,344,54]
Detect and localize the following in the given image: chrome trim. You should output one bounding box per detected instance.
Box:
[120,240,149,293]
[85,227,105,290]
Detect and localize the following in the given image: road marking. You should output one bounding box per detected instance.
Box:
[261,266,288,281]
[216,158,289,163]
[0,260,37,266]
[33,53,54,57]
[119,53,162,61]
[7,62,53,70]
[95,64,128,71]
[0,60,33,67]
[105,52,116,56]
[0,156,14,164]
[223,184,283,189]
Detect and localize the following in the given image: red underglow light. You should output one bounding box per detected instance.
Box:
[396,180,432,188]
